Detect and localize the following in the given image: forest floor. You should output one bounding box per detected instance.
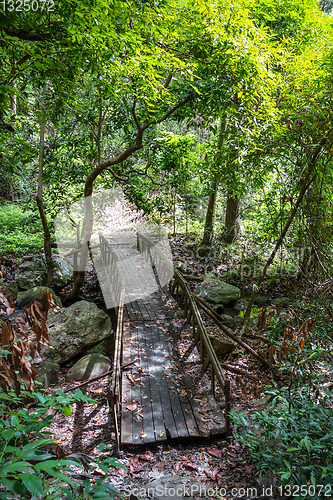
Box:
[2,234,331,499]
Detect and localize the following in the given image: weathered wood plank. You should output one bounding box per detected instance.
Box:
[121,321,133,445]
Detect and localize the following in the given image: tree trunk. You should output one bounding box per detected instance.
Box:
[240,134,328,337]
[201,175,219,248]
[200,118,227,249]
[36,83,54,288]
[223,194,240,243]
[68,93,193,300]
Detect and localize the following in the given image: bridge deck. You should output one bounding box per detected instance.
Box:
[120,289,226,446]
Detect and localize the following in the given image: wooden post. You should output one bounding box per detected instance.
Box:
[224,379,231,439]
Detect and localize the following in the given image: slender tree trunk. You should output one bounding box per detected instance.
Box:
[223,194,240,243]
[10,80,16,114]
[36,83,54,288]
[200,118,227,249]
[201,175,219,248]
[240,137,327,337]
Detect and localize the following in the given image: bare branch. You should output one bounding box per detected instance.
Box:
[142,92,194,131]
[0,26,53,41]
[131,97,141,131]
[163,71,173,89]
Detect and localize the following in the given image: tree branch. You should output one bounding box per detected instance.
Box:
[142,93,194,131]
[131,96,141,131]
[0,27,53,41]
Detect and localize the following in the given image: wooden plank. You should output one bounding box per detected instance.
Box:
[125,303,138,323]
[121,321,133,445]
[153,324,179,440]
[141,297,157,320]
[205,394,226,436]
[129,323,145,445]
[159,323,189,439]
[136,324,156,444]
[143,324,167,442]
[167,323,200,438]
[182,373,210,438]
[136,299,151,321]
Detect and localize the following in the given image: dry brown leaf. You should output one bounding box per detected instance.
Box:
[207,447,222,459]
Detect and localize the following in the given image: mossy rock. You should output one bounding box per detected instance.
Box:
[209,334,236,355]
[272,297,292,306]
[67,353,112,381]
[17,286,62,308]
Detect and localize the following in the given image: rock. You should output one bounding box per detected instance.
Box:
[272,297,291,306]
[145,476,202,500]
[197,276,240,305]
[42,301,112,365]
[175,261,191,275]
[220,314,234,329]
[32,358,60,388]
[67,353,112,381]
[234,299,248,311]
[208,334,236,355]
[254,296,270,307]
[16,255,72,290]
[17,286,62,308]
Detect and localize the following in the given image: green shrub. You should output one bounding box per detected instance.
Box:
[231,384,333,499]
[0,204,45,256]
[0,383,124,499]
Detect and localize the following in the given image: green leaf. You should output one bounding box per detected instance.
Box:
[34,460,80,470]
[1,478,27,496]
[20,473,43,496]
[1,428,15,441]
[21,450,55,461]
[10,415,20,426]
[304,436,311,453]
[46,469,75,487]
[62,407,72,416]
[283,459,291,470]
[3,461,30,473]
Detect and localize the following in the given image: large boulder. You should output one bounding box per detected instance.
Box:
[208,334,236,355]
[67,353,112,381]
[272,297,291,306]
[197,272,240,305]
[42,301,112,365]
[16,255,72,290]
[17,286,62,308]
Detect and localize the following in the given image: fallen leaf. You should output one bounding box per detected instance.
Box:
[207,447,222,459]
[204,469,219,481]
[126,404,137,411]
[184,463,197,471]
[139,433,146,439]
[137,451,154,462]
[90,388,103,394]
[152,461,165,471]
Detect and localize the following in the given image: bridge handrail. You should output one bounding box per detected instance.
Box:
[99,233,125,451]
[137,232,231,436]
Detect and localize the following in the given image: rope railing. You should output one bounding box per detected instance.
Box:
[137,232,231,436]
[99,234,125,452]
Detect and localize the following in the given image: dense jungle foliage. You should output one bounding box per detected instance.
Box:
[1,0,333,499]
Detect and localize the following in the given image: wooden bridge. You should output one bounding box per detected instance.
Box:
[99,232,231,450]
